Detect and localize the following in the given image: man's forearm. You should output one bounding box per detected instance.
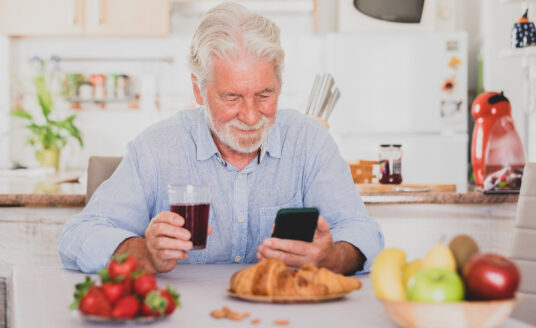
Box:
[114,237,157,274]
[322,241,366,275]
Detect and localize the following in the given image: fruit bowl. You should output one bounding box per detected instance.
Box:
[380,298,515,328]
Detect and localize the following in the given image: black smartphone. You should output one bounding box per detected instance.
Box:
[271,207,319,242]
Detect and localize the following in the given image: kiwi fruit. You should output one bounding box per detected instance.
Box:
[448,234,479,274]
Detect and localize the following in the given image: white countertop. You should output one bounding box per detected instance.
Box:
[9,265,533,328]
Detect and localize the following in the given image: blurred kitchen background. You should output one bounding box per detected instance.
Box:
[0,0,534,192]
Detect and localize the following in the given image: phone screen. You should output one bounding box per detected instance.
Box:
[271,207,319,242]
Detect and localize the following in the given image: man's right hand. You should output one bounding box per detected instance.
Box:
[144,211,193,273]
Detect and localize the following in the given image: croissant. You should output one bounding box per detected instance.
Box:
[229,259,362,297]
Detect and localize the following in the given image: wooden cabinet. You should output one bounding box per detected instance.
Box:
[0,0,84,36]
[0,0,169,37]
[84,0,169,37]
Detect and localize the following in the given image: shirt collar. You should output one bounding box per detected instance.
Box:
[195,108,220,161]
[260,121,281,161]
[194,108,282,162]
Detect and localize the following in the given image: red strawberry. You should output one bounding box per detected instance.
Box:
[79,286,112,317]
[122,275,133,294]
[98,267,132,297]
[160,287,180,315]
[70,276,94,310]
[112,295,140,319]
[141,291,167,317]
[133,273,157,297]
[70,276,111,318]
[101,282,125,304]
[108,254,138,280]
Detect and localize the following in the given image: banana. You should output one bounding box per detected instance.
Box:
[371,248,407,301]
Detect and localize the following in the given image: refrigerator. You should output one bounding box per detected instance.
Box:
[0,35,9,169]
[326,31,468,191]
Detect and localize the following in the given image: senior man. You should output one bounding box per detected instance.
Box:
[59,2,384,275]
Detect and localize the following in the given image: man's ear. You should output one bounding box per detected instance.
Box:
[191,74,204,105]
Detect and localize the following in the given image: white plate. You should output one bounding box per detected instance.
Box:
[227,290,351,303]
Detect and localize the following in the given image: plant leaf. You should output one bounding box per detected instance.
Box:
[10,109,33,120]
[59,115,83,147]
[34,75,53,119]
[16,59,84,152]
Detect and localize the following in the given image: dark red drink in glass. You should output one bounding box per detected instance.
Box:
[170,203,210,250]
[379,144,403,185]
[379,159,403,184]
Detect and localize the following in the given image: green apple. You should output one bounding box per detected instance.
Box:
[407,268,464,302]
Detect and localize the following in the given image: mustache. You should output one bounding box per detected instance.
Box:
[227,116,268,131]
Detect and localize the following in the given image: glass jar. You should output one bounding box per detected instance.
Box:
[78,82,93,101]
[106,74,117,99]
[90,74,106,100]
[379,144,403,184]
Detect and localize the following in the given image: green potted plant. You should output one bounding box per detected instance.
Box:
[10,58,83,171]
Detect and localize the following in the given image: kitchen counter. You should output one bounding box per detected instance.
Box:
[0,191,519,207]
[361,191,518,205]
[0,174,519,207]
[0,173,86,207]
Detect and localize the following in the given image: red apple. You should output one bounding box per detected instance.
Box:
[463,253,520,300]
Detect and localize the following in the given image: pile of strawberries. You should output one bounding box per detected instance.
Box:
[70,254,180,320]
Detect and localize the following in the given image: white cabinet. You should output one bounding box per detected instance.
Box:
[0,207,80,278]
[0,201,517,278]
[0,0,169,37]
[369,203,517,260]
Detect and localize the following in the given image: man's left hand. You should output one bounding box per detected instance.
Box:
[256,215,334,269]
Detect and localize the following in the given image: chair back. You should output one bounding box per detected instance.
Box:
[86,156,122,204]
[509,162,536,325]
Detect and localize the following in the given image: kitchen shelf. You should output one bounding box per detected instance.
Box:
[499,47,536,57]
[55,56,174,64]
[54,107,157,115]
[66,96,134,103]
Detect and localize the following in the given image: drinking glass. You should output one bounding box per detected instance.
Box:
[167,184,211,250]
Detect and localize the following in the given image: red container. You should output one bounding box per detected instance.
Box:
[471,91,525,185]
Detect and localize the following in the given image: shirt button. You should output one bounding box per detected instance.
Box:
[237,174,244,179]
[237,215,244,222]
[234,255,241,263]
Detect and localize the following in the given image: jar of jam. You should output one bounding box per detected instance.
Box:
[379,144,403,184]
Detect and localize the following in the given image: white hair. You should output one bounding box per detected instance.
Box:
[188,2,285,95]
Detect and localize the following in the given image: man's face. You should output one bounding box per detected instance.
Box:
[196,51,280,154]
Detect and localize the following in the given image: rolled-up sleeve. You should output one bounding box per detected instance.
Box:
[58,141,155,273]
[303,127,384,274]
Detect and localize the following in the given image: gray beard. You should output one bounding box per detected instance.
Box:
[204,105,274,154]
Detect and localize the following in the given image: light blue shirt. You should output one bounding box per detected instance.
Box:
[58,108,384,274]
